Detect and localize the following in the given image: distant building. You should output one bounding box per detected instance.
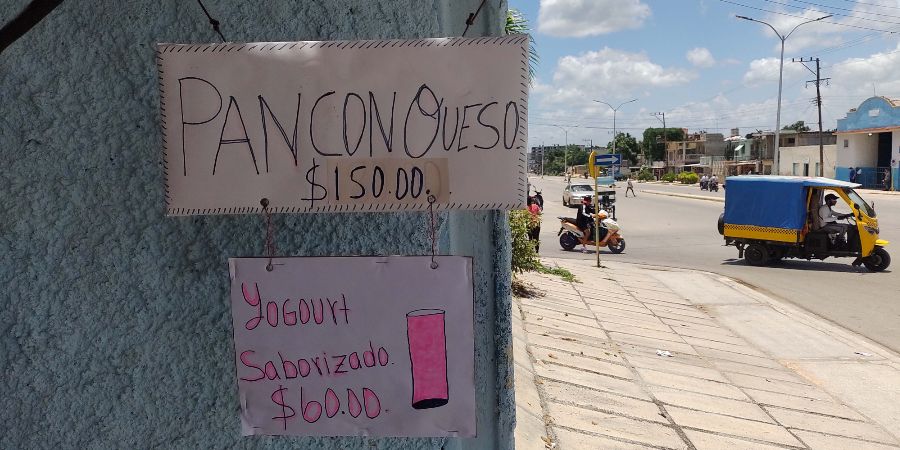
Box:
[664,131,725,173]
[774,130,838,178]
[528,146,544,173]
[834,96,900,190]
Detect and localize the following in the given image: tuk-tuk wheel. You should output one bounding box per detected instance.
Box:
[863,247,891,272]
[744,243,769,266]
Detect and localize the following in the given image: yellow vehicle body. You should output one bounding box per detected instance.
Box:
[719,176,890,271]
[722,224,800,243]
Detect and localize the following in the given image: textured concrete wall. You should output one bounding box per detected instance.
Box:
[0,1,513,449]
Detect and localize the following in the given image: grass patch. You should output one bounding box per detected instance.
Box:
[536,264,577,283]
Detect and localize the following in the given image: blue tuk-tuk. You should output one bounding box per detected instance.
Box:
[718,176,890,271]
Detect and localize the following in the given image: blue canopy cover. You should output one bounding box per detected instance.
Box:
[723,176,857,230]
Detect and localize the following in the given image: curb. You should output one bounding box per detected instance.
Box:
[610,259,900,363]
[640,189,724,203]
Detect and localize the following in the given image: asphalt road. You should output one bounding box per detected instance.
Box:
[529,175,900,353]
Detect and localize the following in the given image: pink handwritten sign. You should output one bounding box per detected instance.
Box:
[229,256,476,437]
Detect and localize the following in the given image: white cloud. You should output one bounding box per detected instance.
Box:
[542,48,695,106]
[824,44,900,99]
[687,47,716,68]
[743,57,806,85]
[525,48,695,150]
[538,0,651,37]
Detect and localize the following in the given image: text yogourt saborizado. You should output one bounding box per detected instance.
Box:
[238,283,388,426]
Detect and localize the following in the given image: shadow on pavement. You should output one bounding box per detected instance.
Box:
[720,258,889,274]
[555,248,622,255]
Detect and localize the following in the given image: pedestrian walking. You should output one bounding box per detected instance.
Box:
[848,166,857,183]
[625,176,636,197]
[527,196,542,252]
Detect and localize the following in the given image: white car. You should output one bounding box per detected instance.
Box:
[562,183,594,207]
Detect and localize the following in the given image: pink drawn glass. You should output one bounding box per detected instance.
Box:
[406,309,449,409]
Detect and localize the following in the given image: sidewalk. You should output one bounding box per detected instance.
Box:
[513,258,900,450]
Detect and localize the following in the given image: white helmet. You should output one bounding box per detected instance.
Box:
[598,209,609,219]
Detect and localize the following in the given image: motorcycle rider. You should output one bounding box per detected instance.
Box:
[596,210,619,246]
[576,196,595,252]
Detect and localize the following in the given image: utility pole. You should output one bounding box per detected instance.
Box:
[794,57,830,177]
[652,112,667,168]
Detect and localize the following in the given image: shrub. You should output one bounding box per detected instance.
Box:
[636,167,654,181]
[509,210,541,273]
[677,171,699,184]
[661,171,677,182]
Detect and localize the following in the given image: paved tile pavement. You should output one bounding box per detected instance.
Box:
[513,258,900,450]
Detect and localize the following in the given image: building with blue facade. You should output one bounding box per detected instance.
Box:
[835,97,900,190]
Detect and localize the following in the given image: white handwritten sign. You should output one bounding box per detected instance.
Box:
[229,256,476,437]
[157,36,529,215]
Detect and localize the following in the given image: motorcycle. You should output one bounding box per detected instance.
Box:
[709,180,719,192]
[700,179,709,191]
[557,216,626,253]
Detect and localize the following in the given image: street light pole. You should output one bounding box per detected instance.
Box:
[652,112,667,168]
[736,14,832,175]
[594,99,637,157]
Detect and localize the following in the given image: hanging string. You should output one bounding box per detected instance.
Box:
[427,195,438,269]
[0,0,64,56]
[462,0,488,37]
[260,198,276,271]
[197,0,226,42]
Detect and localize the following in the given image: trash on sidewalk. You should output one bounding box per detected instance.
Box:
[656,349,673,357]
[541,435,556,449]
[855,351,874,357]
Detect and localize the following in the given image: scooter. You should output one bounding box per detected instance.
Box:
[709,180,719,192]
[700,179,709,191]
[557,217,626,253]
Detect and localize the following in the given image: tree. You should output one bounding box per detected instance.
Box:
[607,132,639,165]
[642,128,686,161]
[782,121,810,132]
[505,9,539,81]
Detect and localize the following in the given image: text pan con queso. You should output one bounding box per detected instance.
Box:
[156,36,530,215]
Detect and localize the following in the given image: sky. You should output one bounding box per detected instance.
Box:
[511,0,900,151]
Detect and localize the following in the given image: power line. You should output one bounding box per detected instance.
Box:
[831,0,900,11]
[807,31,891,56]
[778,0,900,21]
[718,0,900,33]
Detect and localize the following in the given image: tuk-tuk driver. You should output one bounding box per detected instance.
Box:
[819,193,852,240]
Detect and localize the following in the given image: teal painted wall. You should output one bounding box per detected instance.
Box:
[0,1,514,448]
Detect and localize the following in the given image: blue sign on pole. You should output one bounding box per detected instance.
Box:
[594,153,622,167]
